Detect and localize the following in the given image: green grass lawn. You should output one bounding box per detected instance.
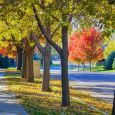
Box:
[92,66,115,72]
[3,68,113,115]
[79,66,115,72]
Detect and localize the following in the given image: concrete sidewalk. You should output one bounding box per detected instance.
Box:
[0,70,28,115]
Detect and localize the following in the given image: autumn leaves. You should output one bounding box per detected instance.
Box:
[69,28,104,71]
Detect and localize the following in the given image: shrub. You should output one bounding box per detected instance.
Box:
[104,51,115,70]
[0,54,15,68]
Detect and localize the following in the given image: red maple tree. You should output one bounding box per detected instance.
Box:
[69,27,104,71]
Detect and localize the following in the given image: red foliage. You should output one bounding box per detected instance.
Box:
[69,28,104,63]
[0,42,17,58]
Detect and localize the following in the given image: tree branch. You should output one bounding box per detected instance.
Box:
[37,1,60,22]
[32,4,62,55]
[51,24,60,38]
[11,34,27,51]
[18,44,26,51]
[30,31,44,54]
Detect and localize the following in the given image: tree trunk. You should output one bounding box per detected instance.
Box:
[27,49,34,82]
[42,24,51,91]
[89,61,92,72]
[22,51,28,78]
[61,55,70,106]
[32,5,70,106]
[16,46,23,70]
[31,31,51,91]
[78,63,80,71]
[83,63,85,72]
[112,91,115,115]
[42,53,50,91]
[61,17,70,106]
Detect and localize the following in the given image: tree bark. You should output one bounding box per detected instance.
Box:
[42,24,51,91]
[30,30,51,91]
[61,55,70,106]
[78,63,80,71]
[112,91,115,115]
[22,51,28,78]
[32,4,62,54]
[60,16,70,106]
[89,61,92,72]
[83,63,85,72]
[16,46,23,70]
[27,49,34,82]
[42,52,50,91]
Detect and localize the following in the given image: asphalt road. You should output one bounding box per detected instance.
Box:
[68,72,115,103]
[41,67,115,104]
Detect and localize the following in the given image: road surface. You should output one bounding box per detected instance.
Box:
[41,67,115,103]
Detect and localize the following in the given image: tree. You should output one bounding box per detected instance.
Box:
[108,0,115,4]
[0,0,114,107]
[30,0,62,92]
[0,0,56,90]
[69,32,84,63]
[0,19,35,82]
[32,0,109,105]
[31,32,52,91]
[16,46,23,70]
[0,40,16,68]
[0,1,36,82]
[0,40,17,59]
[32,2,71,106]
[104,40,115,59]
[104,51,115,70]
[12,35,35,82]
[69,28,104,72]
[72,0,114,42]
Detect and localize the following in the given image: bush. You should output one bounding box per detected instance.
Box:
[104,51,115,70]
[0,54,15,68]
[96,59,106,66]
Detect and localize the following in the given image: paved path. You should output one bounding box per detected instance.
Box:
[48,69,115,104]
[0,70,28,115]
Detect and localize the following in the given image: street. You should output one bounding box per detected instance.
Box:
[41,67,115,103]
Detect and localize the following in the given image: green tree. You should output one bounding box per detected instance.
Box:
[0,0,53,88]
[32,0,114,106]
[32,1,72,106]
[104,40,115,58]
[105,51,115,70]
[0,14,35,82]
[0,0,114,107]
